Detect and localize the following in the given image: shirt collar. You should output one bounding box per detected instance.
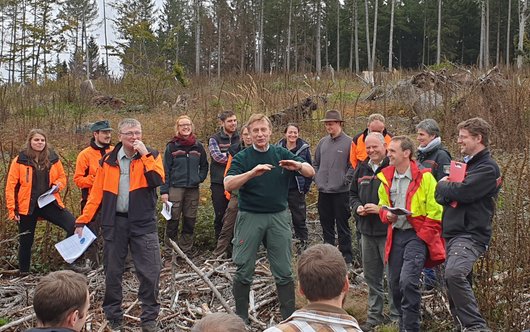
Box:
[393,166,412,180]
[117,146,135,160]
[252,143,270,152]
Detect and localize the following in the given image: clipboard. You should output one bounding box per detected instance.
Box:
[448,161,467,208]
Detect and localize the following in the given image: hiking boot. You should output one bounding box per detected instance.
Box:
[108,319,122,332]
[360,321,378,332]
[69,261,91,274]
[141,321,157,332]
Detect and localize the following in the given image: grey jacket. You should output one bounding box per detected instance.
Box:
[313,131,355,193]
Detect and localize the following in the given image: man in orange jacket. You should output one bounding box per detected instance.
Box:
[75,118,164,332]
[74,120,113,268]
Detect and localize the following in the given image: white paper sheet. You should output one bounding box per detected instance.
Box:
[54,226,96,264]
[37,185,58,208]
[161,201,173,220]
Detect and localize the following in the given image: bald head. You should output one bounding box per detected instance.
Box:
[365,132,387,164]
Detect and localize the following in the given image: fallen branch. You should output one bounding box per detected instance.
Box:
[169,239,234,314]
[0,313,36,331]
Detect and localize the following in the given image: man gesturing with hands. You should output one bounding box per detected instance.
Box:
[224,114,314,324]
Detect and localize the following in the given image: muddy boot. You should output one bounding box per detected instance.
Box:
[179,233,195,256]
[277,281,296,319]
[233,280,250,324]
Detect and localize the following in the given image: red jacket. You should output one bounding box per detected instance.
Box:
[377,161,445,268]
[6,151,67,219]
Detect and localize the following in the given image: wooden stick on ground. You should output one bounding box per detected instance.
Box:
[169,239,234,315]
[0,313,36,332]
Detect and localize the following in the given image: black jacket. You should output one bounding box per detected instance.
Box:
[349,157,389,237]
[435,149,501,245]
[277,138,313,193]
[417,144,452,181]
[161,138,208,193]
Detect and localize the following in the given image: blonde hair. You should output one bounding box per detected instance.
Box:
[174,115,195,134]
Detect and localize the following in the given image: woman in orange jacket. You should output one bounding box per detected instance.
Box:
[5,129,76,274]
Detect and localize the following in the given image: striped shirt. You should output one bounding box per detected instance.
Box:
[264,303,362,332]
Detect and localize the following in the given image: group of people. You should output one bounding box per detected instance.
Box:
[5,109,500,332]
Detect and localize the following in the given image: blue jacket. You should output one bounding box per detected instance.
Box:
[277,138,312,193]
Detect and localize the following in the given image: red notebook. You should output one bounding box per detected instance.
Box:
[448,161,467,208]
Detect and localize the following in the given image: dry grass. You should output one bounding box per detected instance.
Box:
[0,68,529,330]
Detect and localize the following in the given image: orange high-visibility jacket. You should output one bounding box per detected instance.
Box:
[76,143,164,236]
[5,151,67,219]
[74,139,112,202]
[350,128,392,169]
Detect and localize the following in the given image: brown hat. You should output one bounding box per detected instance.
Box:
[321,109,344,122]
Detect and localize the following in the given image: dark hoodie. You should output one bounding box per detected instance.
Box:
[349,157,390,237]
[277,138,313,193]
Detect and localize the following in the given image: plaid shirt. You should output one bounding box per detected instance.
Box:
[264,303,362,332]
[208,137,228,164]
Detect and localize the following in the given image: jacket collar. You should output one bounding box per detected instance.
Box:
[17,149,59,166]
[90,137,110,151]
[466,148,490,166]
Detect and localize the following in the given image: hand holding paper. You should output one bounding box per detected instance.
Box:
[161,201,173,220]
[37,185,58,208]
[55,226,96,264]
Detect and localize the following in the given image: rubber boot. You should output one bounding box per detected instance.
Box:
[276,281,296,319]
[233,280,250,324]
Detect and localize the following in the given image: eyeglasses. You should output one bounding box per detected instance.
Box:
[178,123,192,127]
[120,131,142,137]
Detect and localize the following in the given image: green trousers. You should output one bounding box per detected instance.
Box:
[232,209,293,285]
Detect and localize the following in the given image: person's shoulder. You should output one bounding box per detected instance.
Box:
[263,323,293,332]
[352,128,368,142]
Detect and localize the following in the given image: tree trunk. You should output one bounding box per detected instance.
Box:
[496,5,500,66]
[422,1,428,66]
[506,0,511,66]
[287,0,292,73]
[388,0,395,71]
[485,0,489,68]
[436,0,441,65]
[316,0,321,76]
[479,0,485,69]
[371,0,378,71]
[364,0,371,70]
[256,0,264,73]
[217,8,221,79]
[103,0,109,72]
[195,0,201,75]
[354,0,359,73]
[336,0,340,71]
[517,0,528,69]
